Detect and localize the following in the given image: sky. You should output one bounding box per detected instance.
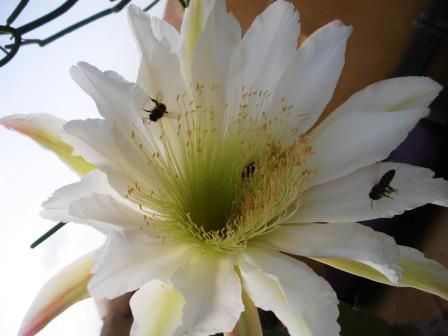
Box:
[0,0,167,334]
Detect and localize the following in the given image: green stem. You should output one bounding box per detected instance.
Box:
[224,289,263,336]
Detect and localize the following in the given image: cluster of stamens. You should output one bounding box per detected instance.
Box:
[124,83,313,253]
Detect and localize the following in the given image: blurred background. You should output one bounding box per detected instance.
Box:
[0,1,166,335]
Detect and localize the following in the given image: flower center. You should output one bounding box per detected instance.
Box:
[126,85,313,253]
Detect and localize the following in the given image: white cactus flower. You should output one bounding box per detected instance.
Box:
[3,1,448,336]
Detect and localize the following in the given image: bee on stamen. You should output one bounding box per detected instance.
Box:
[242,161,256,181]
[369,169,397,208]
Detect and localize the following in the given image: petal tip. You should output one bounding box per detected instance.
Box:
[127,3,144,21]
[0,113,33,129]
[70,61,98,78]
[0,114,16,128]
[328,19,352,31]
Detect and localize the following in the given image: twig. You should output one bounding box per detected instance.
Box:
[6,0,30,26]
[30,222,67,248]
[20,0,132,47]
[16,0,79,35]
[144,0,162,11]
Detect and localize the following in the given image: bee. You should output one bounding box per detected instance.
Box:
[143,97,168,122]
[369,169,397,208]
[241,161,256,180]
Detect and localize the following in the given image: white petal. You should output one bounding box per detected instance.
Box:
[239,247,339,336]
[130,280,185,336]
[308,107,429,187]
[68,193,145,235]
[70,62,147,130]
[293,162,448,223]
[63,118,160,196]
[227,0,299,93]
[180,0,216,39]
[188,1,241,132]
[268,21,351,141]
[149,15,180,54]
[69,63,161,163]
[319,77,442,131]
[315,245,448,300]
[180,0,216,75]
[129,5,181,52]
[191,0,241,98]
[128,5,186,111]
[41,170,142,235]
[172,254,243,336]
[258,222,401,282]
[41,170,113,223]
[89,232,197,299]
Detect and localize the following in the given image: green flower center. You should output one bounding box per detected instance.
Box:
[126,85,313,253]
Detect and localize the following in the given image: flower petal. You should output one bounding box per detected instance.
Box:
[308,107,430,187]
[19,253,93,336]
[130,280,185,336]
[239,247,339,336]
[258,222,401,282]
[0,113,94,175]
[89,232,197,299]
[42,166,148,237]
[144,12,180,54]
[137,4,182,55]
[319,77,442,131]
[396,246,448,299]
[68,62,167,169]
[191,0,241,96]
[268,21,351,141]
[315,245,448,300]
[128,5,186,110]
[41,170,114,223]
[292,162,448,223]
[69,62,164,151]
[227,0,300,93]
[188,0,241,132]
[172,254,244,336]
[63,118,160,196]
[68,193,145,236]
[180,0,216,74]
[70,62,147,130]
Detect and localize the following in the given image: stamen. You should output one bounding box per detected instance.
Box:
[125,84,313,253]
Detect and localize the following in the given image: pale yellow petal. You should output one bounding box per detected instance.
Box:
[130,280,185,336]
[0,113,95,175]
[19,253,93,336]
[315,245,448,300]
